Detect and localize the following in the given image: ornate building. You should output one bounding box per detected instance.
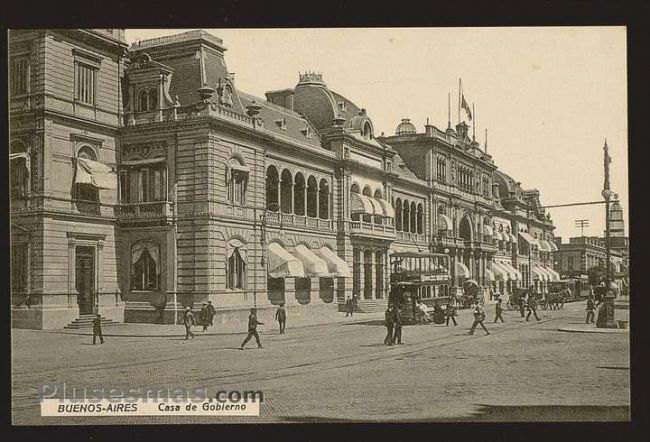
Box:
[10,29,559,329]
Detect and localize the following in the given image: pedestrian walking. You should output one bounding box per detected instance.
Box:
[445,302,457,326]
[392,305,403,344]
[92,313,104,345]
[585,295,596,324]
[183,306,196,340]
[493,297,505,323]
[199,302,208,331]
[526,295,541,322]
[384,305,394,345]
[204,300,216,331]
[240,308,264,350]
[469,303,489,335]
[275,303,287,334]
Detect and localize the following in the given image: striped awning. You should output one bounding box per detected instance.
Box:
[497,261,521,281]
[549,241,559,251]
[518,231,539,248]
[350,193,394,217]
[455,261,470,278]
[374,198,395,218]
[491,262,510,281]
[538,240,552,252]
[267,243,305,278]
[317,246,351,278]
[544,266,560,282]
[438,214,453,231]
[531,265,549,281]
[293,244,329,277]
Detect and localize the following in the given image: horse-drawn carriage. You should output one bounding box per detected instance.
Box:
[456,279,484,309]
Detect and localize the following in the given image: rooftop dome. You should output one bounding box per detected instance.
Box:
[396,118,417,135]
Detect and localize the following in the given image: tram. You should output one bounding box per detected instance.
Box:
[388,252,452,324]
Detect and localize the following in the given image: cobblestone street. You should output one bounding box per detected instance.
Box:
[12,301,629,424]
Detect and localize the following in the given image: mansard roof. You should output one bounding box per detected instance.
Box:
[237,91,322,149]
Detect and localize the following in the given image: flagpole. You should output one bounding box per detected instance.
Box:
[472,103,476,142]
[447,92,451,129]
[485,128,488,153]
[458,78,461,125]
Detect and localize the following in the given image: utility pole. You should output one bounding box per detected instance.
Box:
[574,219,590,237]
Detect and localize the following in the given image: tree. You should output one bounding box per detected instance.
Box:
[586,265,606,287]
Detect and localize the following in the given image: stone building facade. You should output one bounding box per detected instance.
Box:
[10,29,559,329]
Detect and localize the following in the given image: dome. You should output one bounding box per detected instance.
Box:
[396,118,417,135]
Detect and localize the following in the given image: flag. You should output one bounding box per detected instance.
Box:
[461,94,472,121]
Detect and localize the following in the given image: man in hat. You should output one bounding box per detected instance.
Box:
[494,296,505,323]
[205,300,216,330]
[183,306,196,340]
[92,313,104,345]
[585,294,596,324]
[445,302,457,326]
[526,291,541,322]
[241,308,264,350]
[199,302,208,331]
[469,302,489,335]
[384,305,394,345]
[275,303,287,334]
[392,304,403,345]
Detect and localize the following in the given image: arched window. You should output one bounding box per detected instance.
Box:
[319,178,330,219]
[350,183,360,221]
[75,146,100,214]
[280,169,293,213]
[410,201,417,233]
[227,241,246,290]
[10,140,29,199]
[417,203,424,234]
[148,89,158,110]
[402,200,410,232]
[294,173,306,216]
[138,88,158,111]
[395,198,402,231]
[362,122,373,139]
[227,158,248,205]
[266,166,279,211]
[139,89,149,111]
[362,186,372,223]
[307,176,318,218]
[373,189,383,225]
[131,240,160,291]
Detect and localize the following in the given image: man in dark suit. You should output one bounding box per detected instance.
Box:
[445,302,457,326]
[526,292,541,321]
[183,306,196,340]
[469,303,490,335]
[494,297,505,323]
[585,295,596,324]
[240,308,264,350]
[384,305,394,345]
[392,305,403,345]
[275,303,287,334]
[92,313,104,344]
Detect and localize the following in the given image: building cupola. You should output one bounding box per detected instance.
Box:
[396,118,417,135]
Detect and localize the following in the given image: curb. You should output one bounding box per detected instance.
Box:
[557,326,628,334]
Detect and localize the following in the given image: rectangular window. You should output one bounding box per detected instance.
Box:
[119,171,129,203]
[140,168,149,202]
[153,169,162,201]
[10,158,28,199]
[75,63,96,105]
[11,244,29,292]
[11,56,29,97]
[568,256,574,271]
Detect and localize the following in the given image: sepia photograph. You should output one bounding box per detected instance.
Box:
[8,26,630,425]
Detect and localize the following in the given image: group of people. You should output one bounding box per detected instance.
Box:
[344,295,358,317]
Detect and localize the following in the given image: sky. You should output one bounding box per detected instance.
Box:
[126,27,628,241]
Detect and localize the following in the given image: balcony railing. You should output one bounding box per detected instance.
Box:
[349,220,396,237]
[265,211,334,230]
[117,201,174,219]
[396,231,428,243]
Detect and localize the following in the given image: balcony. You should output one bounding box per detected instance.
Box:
[265,211,334,231]
[396,231,428,244]
[349,220,396,240]
[116,201,174,220]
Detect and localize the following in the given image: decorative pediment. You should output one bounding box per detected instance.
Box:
[122,141,167,161]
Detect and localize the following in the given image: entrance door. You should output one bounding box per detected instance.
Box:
[75,246,95,315]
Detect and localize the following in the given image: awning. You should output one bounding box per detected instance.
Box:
[483,225,494,237]
[531,266,548,281]
[388,245,410,255]
[539,266,554,281]
[484,269,495,282]
[493,231,504,241]
[75,158,117,190]
[267,243,305,278]
[549,241,558,251]
[498,261,521,280]
[317,247,351,278]
[350,193,375,215]
[538,240,552,252]
[544,266,560,282]
[226,238,248,261]
[10,152,31,172]
[491,262,510,281]
[518,231,539,248]
[509,233,518,243]
[375,198,395,218]
[293,244,329,277]
[455,261,470,278]
[438,214,453,232]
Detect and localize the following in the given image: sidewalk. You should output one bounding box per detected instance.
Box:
[44,305,484,338]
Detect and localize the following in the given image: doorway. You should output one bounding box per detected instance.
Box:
[75,246,96,315]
